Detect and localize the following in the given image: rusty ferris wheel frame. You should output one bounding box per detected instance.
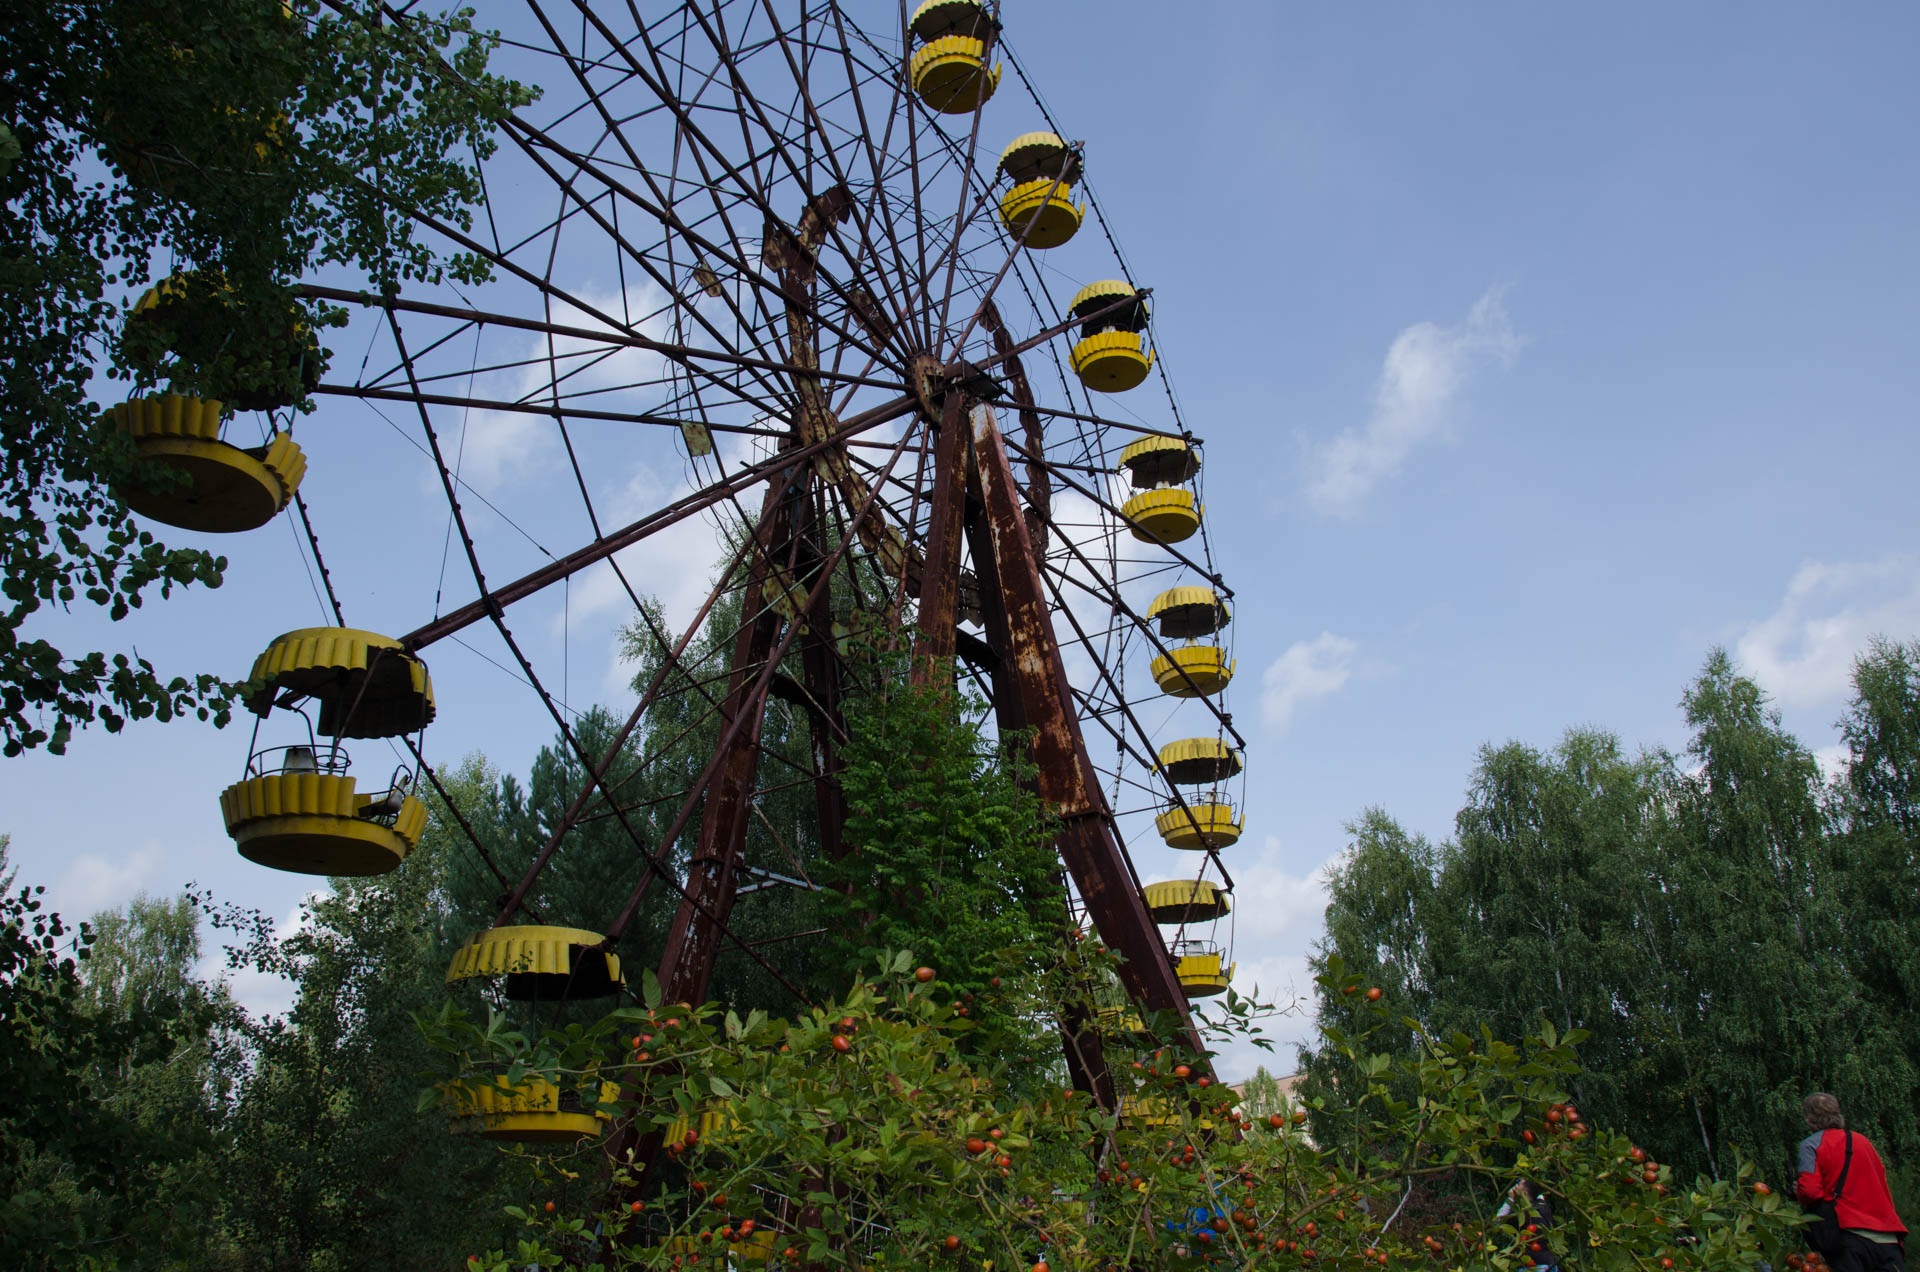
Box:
[310,0,1248,1109]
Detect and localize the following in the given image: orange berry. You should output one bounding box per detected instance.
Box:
[544,1201,555,1213]
[916,967,935,982]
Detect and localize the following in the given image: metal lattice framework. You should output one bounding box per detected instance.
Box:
[258,0,1250,1108]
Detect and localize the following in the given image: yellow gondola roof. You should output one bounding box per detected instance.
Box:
[1158,736,1242,784]
[1143,878,1231,923]
[1070,278,1147,318]
[1148,586,1230,629]
[446,925,623,999]
[909,0,995,41]
[999,131,1081,184]
[1118,435,1200,487]
[243,627,435,739]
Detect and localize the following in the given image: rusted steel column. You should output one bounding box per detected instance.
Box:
[794,486,849,863]
[910,389,970,684]
[652,473,793,1008]
[969,405,1203,1058]
[963,491,1109,1100]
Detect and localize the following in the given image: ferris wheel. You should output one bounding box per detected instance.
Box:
[108,0,1251,1136]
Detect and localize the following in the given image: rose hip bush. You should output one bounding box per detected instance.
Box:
[419,949,1801,1271]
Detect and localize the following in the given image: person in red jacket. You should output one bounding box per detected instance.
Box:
[1797,1093,1906,1272]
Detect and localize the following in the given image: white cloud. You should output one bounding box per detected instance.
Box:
[1260,632,1357,733]
[54,843,166,919]
[1735,557,1920,708]
[1812,743,1849,784]
[1305,287,1520,515]
[1194,841,1341,1079]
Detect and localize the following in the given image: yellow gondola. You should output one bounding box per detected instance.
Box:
[1155,800,1243,851]
[908,2,1000,114]
[1150,644,1234,698]
[106,394,305,532]
[445,925,623,1000]
[1158,737,1241,785]
[1067,280,1153,392]
[997,132,1083,248]
[222,628,434,876]
[1142,879,1231,925]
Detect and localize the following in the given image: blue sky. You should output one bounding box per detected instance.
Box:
[7,3,1918,1077]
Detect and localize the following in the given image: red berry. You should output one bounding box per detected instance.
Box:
[916,967,935,982]
[831,1035,851,1053]
[1367,987,1383,1001]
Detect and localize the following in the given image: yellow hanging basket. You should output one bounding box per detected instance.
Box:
[1072,330,1154,393]
[219,772,426,876]
[1150,644,1234,698]
[106,394,305,533]
[666,1230,779,1264]
[1120,488,1199,543]
[910,36,1000,113]
[1155,801,1244,851]
[447,1076,614,1144]
[1175,950,1233,998]
[445,925,623,1000]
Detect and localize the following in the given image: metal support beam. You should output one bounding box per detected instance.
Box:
[910,389,971,683]
[968,404,1205,1068]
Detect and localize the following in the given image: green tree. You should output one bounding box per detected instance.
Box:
[204,782,532,1271]
[0,854,219,1267]
[1304,647,1920,1187]
[1,0,531,754]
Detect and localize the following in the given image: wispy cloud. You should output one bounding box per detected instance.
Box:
[1305,287,1520,515]
[1736,557,1920,708]
[1260,632,1357,733]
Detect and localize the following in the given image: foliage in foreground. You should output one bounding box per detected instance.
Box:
[2,0,531,754]
[421,952,1801,1272]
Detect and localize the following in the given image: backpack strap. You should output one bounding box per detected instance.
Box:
[1832,1130,1855,1203]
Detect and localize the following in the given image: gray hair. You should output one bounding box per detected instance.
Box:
[1804,1093,1846,1131]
